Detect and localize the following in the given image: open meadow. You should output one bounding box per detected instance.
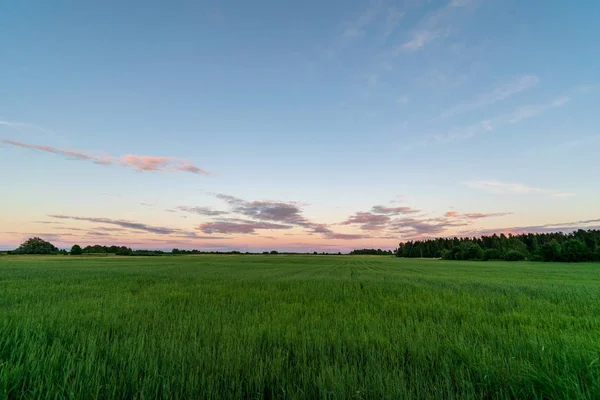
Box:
[1,255,599,399]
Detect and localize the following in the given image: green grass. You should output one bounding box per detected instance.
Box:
[1,255,599,399]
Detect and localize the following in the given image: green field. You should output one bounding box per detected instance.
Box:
[1,255,599,399]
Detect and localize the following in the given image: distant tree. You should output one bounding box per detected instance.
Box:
[115,246,133,256]
[482,248,502,261]
[561,239,588,262]
[12,237,58,255]
[172,248,180,255]
[270,250,278,255]
[71,244,83,255]
[450,246,463,260]
[407,229,599,263]
[351,249,393,255]
[441,249,452,260]
[83,245,107,254]
[504,237,529,257]
[465,244,484,260]
[541,239,562,262]
[504,250,526,262]
[313,251,318,255]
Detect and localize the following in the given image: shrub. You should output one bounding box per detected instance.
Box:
[530,255,543,262]
[504,250,526,262]
[482,248,502,261]
[12,237,58,255]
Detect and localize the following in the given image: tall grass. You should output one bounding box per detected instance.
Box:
[1,255,599,399]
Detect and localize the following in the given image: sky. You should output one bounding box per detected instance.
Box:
[1,0,600,252]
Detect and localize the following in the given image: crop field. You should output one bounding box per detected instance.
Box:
[0,255,599,399]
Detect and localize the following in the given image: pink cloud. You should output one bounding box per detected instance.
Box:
[1,139,208,175]
[445,211,512,219]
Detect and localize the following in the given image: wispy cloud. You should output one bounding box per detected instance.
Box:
[177,206,229,217]
[401,0,475,52]
[340,212,391,230]
[402,31,436,51]
[1,139,113,165]
[509,96,570,123]
[371,205,420,215]
[383,7,404,38]
[417,83,597,146]
[48,215,226,239]
[505,84,597,124]
[463,180,575,197]
[427,120,493,143]
[461,218,600,236]
[199,220,291,234]
[441,75,540,117]
[389,216,470,238]
[328,1,382,57]
[1,139,209,175]
[303,222,371,240]
[445,211,512,219]
[0,120,50,132]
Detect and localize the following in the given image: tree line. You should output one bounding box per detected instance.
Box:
[396,229,600,262]
[5,238,338,256]
[350,249,394,255]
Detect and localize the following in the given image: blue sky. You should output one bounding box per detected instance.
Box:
[1,0,599,251]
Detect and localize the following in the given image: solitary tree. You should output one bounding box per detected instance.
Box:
[71,244,83,255]
[13,237,58,255]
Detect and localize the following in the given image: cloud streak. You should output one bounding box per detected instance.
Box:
[445,211,512,219]
[441,75,540,117]
[1,139,209,175]
[48,215,226,239]
[463,180,575,197]
[401,0,475,52]
[383,7,405,38]
[371,205,420,215]
[509,96,570,123]
[402,31,436,51]
[461,218,600,236]
[177,206,229,217]
[199,220,291,234]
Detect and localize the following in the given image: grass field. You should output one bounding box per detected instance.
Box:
[1,255,599,399]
